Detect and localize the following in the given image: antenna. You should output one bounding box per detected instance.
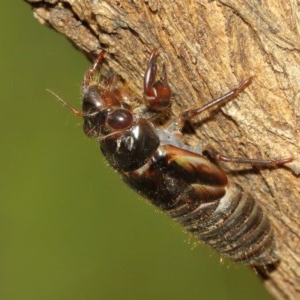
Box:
[46,89,83,116]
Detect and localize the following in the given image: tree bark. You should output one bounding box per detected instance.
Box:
[24,0,300,299]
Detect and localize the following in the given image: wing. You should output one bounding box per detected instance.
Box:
[153,144,228,186]
[123,144,228,211]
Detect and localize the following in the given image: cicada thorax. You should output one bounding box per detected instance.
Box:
[100,119,160,172]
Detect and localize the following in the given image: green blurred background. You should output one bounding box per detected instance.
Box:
[0,2,272,299]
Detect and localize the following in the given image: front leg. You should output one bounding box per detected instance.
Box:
[144,49,172,111]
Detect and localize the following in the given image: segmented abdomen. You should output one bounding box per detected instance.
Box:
[169,184,278,265]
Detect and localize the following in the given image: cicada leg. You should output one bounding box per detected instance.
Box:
[204,146,293,167]
[144,49,172,111]
[180,77,252,121]
[83,50,106,87]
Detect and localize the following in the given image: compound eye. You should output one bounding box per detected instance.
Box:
[107,109,133,130]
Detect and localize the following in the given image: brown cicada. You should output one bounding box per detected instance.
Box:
[53,49,292,266]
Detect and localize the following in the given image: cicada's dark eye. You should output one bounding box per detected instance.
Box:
[107,109,133,130]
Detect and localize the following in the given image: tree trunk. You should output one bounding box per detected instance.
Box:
[24,0,300,299]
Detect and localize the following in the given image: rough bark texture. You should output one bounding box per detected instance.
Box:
[24,0,300,299]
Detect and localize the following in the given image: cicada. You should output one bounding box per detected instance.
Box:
[52,49,291,265]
